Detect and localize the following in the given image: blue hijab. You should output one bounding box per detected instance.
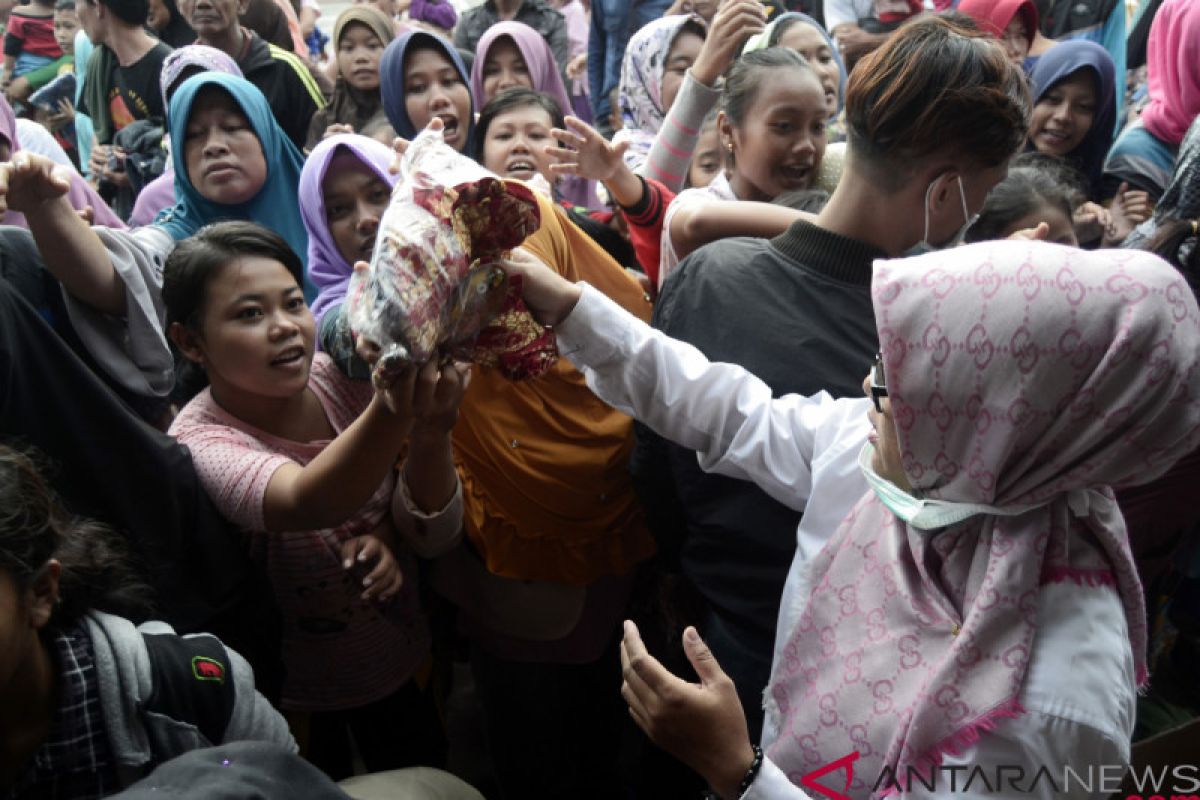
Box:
[1028,40,1116,198]
[744,12,847,116]
[380,30,475,150]
[157,73,313,298]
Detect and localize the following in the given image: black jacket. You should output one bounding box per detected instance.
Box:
[236,30,326,148]
[454,0,569,70]
[631,221,882,730]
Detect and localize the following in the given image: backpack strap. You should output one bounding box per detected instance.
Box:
[141,631,237,746]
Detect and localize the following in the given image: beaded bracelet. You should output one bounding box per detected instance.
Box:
[736,744,765,797]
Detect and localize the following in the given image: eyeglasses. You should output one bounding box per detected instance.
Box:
[870,352,887,412]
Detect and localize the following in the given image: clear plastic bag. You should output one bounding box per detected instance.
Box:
[345,127,557,387]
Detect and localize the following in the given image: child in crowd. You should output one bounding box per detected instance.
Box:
[685,110,720,189]
[660,47,828,281]
[164,220,465,779]
[306,5,394,149]
[1,0,59,90]
[0,443,294,797]
[3,0,74,105]
[964,162,1081,245]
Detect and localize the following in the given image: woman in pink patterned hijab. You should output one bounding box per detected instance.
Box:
[763,242,1200,795]
[493,239,1200,798]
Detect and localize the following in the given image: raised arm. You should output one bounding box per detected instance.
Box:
[502,249,841,509]
[667,198,811,268]
[260,359,456,531]
[643,0,765,192]
[0,152,126,315]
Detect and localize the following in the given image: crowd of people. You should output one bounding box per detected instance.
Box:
[0,0,1198,796]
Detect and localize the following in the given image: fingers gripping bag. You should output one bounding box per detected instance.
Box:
[346,126,558,387]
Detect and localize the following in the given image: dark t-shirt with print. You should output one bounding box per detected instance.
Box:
[79,41,171,142]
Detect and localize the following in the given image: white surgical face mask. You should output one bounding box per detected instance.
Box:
[904,175,980,257]
[858,443,1047,530]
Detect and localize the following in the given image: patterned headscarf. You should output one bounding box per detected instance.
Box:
[470,21,571,115]
[1028,40,1116,198]
[159,45,243,114]
[767,241,1200,796]
[1141,0,1200,147]
[613,15,705,171]
[300,134,399,326]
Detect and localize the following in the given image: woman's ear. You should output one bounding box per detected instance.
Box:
[27,560,61,631]
[716,110,734,160]
[168,321,205,365]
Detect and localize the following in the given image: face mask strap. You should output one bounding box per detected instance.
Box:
[921,178,935,246]
[956,174,970,227]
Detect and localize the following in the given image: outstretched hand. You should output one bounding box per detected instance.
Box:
[0,151,74,216]
[1107,181,1152,244]
[548,116,630,183]
[374,355,469,423]
[499,247,582,327]
[411,360,471,436]
[621,621,757,799]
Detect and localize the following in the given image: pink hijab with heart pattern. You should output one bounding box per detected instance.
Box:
[766,241,1200,797]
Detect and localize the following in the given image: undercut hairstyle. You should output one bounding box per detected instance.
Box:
[844,15,1030,191]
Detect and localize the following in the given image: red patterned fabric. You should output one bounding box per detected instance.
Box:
[767,242,1200,797]
[347,129,558,386]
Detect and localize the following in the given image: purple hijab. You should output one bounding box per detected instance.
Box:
[300,134,399,325]
[470,23,598,208]
[469,21,572,115]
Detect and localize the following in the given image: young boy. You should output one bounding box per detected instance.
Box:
[1,0,60,92]
[3,0,75,103]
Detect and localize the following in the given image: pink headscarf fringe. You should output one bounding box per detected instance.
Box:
[877,698,1028,798]
[1041,566,1117,588]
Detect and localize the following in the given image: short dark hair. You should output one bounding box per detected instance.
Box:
[55,0,76,11]
[0,444,153,630]
[473,87,565,163]
[164,221,305,401]
[97,0,150,26]
[845,15,1030,190]
[164,220,305,333]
